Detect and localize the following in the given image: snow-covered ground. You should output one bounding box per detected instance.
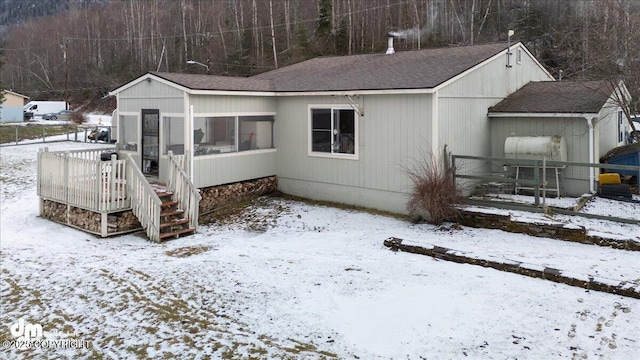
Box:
[4,113,112,127]
[1,114,113,147]
[1,141,639,359]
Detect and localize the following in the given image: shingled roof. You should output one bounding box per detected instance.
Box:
[488,80,614,114]
[253,42,509,92]
[129,42,511,93]
[149,72,275,92]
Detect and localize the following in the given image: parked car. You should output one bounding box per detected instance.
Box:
[42,109,75,121]
[88,127,110,142]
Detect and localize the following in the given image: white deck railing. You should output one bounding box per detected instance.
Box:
[125,154,162,242]
[167,150,201,230]
[37,148,199,241]
[37,148,129,212]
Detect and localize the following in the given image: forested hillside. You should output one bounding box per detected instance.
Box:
[0,0,639,113]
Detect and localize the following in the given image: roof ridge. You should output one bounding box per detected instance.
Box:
[135,42,514,93]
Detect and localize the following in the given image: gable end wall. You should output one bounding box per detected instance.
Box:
[117,79,185,113]
[438,45,554,158]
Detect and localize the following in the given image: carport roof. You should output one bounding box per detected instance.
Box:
[488,80,614,114]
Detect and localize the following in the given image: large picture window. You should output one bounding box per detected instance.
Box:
[239,116,274,151]
[311,107,356,156]
[193,115,274,156]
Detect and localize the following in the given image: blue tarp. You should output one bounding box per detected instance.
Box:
[601,143,640,179]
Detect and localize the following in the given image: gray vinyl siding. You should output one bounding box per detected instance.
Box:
[192,150,277,188]
[439,46,553,158]
[597,97,624,157]
[190,94,276,113]
[490,117,590,196]
[275,93,433,214]
[118,79,184,113]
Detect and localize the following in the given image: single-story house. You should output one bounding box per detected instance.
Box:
[109,41,555,215]
[39,40,632,241]
[488,80,631,196]
[1,90,29,123]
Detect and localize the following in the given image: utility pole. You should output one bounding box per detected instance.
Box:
[61,39,69,107]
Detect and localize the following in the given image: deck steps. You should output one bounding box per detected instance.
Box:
[160,209,185,217]
[152,186,195,241]
[160,200,179,208]
[160,218,190,229]
[159,227,196,240]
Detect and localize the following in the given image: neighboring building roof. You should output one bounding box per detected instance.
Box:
[488,80,614,114]
[113,42,514,94]
[149,72,275,92]
[253,42,510,92]
[600,142,640,162]
[1,90,29,99]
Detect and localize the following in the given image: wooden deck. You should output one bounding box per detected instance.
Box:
[37,148,200,241]
[38,147,130,212]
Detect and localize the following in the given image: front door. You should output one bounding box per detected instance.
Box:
[142,109,159,176]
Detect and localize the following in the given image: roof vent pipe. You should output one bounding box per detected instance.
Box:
[386,33,395,55]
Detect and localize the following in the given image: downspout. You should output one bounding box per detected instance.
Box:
[190,104,194,182]
[586,116,597,194]
[431,91,439,155]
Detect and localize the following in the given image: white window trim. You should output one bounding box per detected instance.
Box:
[117,111,140,154]
[191,113,276,156]
[160,112,185,158]
[193,147,276,159]
[308,104,359,160]
[516,49,522,64]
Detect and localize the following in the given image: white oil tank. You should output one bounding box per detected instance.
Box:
[504,136,567,161]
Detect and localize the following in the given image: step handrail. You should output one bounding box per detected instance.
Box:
[167,150,202,230]
[125,154,162,241]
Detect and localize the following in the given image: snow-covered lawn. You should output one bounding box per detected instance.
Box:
[1,141,639,359]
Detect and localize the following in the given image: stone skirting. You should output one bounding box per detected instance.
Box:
[199,176,278,215]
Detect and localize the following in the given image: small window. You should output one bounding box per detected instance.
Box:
[516,49,522,64]
[310,107,356,156]
[618,111,624,143]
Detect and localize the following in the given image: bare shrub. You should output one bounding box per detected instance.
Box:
[405,152,461,224]
[70,111,86,124]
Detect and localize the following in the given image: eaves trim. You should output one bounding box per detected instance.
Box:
[488,112,600,118]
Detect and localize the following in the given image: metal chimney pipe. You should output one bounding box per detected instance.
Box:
[506,30,514,68]
[386,33,395,55]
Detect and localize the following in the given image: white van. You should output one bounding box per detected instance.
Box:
[23,101,68,121]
